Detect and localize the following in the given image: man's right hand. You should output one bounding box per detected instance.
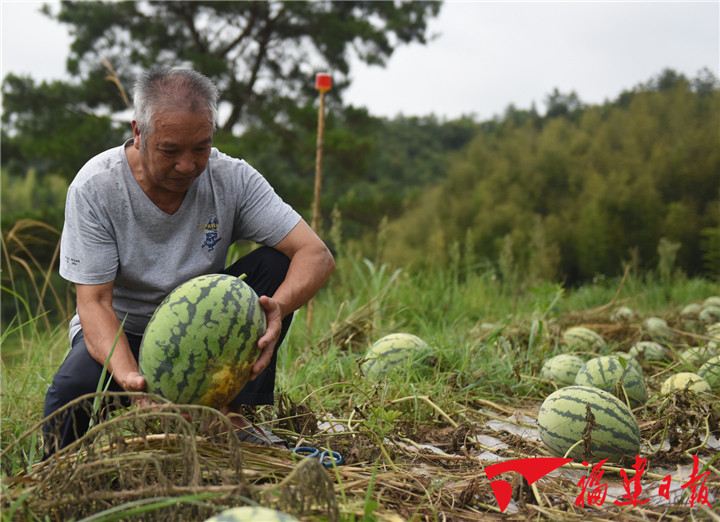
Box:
[122,370,149,406]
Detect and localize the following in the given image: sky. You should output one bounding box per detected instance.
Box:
[1,0,718,122]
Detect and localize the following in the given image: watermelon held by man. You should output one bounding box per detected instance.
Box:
[139,273,266,409]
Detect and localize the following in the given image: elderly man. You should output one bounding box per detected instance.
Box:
[43,67,334,455]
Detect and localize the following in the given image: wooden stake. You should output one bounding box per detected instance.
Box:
[311,89,326,235]
[307,74,331,336]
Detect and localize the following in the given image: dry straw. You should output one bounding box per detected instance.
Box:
[3,389,718,521]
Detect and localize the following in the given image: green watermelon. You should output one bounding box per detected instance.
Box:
[698,355,720,390]
[628,341,669,362]
[680,344,719,368]
[204,507,300,522]
[706,322,720,340]
[541,354,586,385]
[139,274,266,408]
[699,305,720,324]
[610,306,637,322]
[611,352,643,375]
[361,333,429,380]
[643,317,674,342]
[660,372,711,395]
[561,327,606,352]
[679,303,702,318]
[538,385,640,463]
[703,296,720,308]
[574,356,647,408]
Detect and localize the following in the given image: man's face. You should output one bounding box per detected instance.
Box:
[133,108,214,194]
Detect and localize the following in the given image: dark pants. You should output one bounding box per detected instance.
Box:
[42,246,292,455]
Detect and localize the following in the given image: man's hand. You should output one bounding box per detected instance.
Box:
[247,219,335,382]
[121,370,149,406]
[251,295,283,380]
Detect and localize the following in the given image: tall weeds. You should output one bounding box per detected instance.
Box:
[1,219,72,334]
[2,223,718,490]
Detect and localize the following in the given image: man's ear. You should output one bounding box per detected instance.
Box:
[131,121,141,149]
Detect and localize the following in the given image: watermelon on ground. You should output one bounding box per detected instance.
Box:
[706,322,720,340]
[541,354,586,386]
[611,352,643,375]
[204,507,300,522]
[139,274,266,409]
[610,306,637,322]
[574,355,647,408]
[679,344,718,368]
[628,341,669,362]
[698,355,720,390]
[561,327,606,352]
[643,317,674,342]
[699,305,720,324]
[660,372,712,395]
[361,333,429,380]
[537,385,640,463]
[703,296,720,308]
[680,303,702,318]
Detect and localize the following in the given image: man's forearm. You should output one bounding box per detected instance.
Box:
[77,297,140,390]
[272,243,335,318]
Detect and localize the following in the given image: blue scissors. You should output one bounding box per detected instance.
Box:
[292,446,344,467]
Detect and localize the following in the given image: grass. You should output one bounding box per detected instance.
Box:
[1,252,719,520]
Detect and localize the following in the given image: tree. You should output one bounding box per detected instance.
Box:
[1,74,127,181]
[380,71,719,283]
[544,88,583,120]
[38,0,441,133]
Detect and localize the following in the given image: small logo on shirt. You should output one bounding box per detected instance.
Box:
[200,217,222,252]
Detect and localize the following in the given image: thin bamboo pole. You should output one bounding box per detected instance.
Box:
[307,77,330,335]
[311,89,327,235]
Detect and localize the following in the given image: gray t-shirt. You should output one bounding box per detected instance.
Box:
[60,140,301,339]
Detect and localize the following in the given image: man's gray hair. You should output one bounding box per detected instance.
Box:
[133,67,219,147]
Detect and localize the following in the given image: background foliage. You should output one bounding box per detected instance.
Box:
[381,72,720,286]
[1,1,719,330]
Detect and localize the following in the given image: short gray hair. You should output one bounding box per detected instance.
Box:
[133,67,219,146]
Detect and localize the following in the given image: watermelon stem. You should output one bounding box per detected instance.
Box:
[562,440,583,460]
[614,380,631,410]
[694,449,720,476]
[581,403,598,462]
[685,414,714,457]
[391,395,458,428]
[562,460,668,480]
[372,433,399,473]
[643,414,671,456]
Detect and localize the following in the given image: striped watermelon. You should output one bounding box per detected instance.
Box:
[660,372,712,395]
[538,385,640,463]
[561,327,606,352]
[643,317,674,342]
[611,351,643,375]
[680,344,719,368]
[680,303,702,318]
[574,356,647,408]
[361,333,429,380]
[139,274,266,408]
[628,341,669,362]
[707,322,720,339]
[703,296,720,308]
[204,507,300,522]
[698,355,720,390]
[699,305,720,324]
[541,354,586,385]
[610,306,637,322]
